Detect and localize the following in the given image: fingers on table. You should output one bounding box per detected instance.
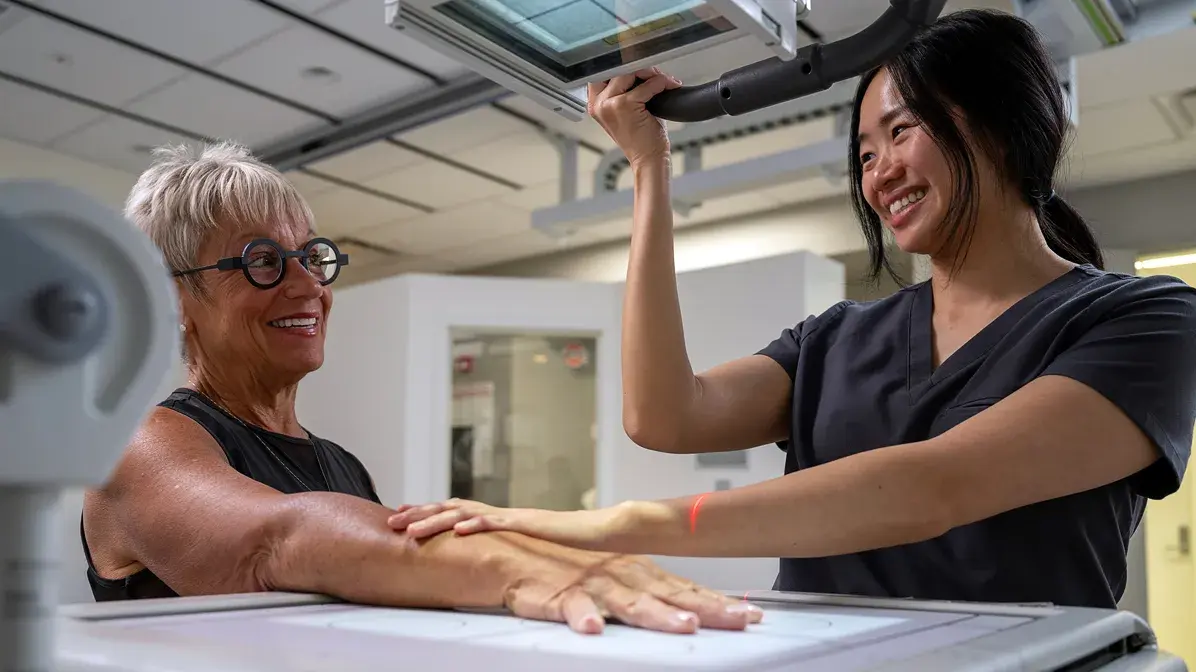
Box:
[609,557,762,630]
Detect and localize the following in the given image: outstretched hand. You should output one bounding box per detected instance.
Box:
[388,499,620,551]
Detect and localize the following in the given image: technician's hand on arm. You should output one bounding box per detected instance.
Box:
[89,408,758,634]
[590,71,793,456]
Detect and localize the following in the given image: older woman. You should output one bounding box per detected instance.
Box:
[79,141,761,635]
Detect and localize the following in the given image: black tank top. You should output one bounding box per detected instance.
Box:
[81,388,382,602]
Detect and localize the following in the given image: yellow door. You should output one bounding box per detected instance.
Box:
[1144,457,1195,662]
[1138,256,1196,662]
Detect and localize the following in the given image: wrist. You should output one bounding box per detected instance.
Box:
[629,153,671,176]
[604,500,677,553]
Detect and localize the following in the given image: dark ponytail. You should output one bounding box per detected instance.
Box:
[1037,192,1104,269]
[849,9,1107,281]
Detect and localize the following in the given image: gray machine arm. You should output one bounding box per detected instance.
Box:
[0,216,110,364]
[646,0,949,121]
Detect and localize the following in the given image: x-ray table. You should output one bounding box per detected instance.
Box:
[55,590,1186,671]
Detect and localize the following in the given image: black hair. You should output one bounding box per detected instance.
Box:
[847,8,1104,283]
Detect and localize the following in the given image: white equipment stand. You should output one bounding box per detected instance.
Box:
[55,591,1187,672]
[0,182,1187,671]
[0,181,177,672]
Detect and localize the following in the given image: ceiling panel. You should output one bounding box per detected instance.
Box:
[270,0,345,13]
[305,141,424,182]
[0,77,104,145]
[21,0,290,64]
[450,131,571,187]
[365,160,516,209]
[124,73,331,147]
[397,107,534,154]
[488,97,619,150]
[304,187,425,239]
[49,115,197,173]
[499,181,560,211]
[310,0,472,81]
[284,170,342,200]
[1071,99,1181,157]
[436,229,571,271]
[357,200,533,255]
[0,10,185,107]
[210,24,430,119]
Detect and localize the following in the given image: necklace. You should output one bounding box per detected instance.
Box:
[191,390,329,493]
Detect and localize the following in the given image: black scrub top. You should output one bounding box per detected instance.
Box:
[757,264,1196,609]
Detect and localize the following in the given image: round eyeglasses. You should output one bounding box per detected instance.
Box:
[172,238,350,290]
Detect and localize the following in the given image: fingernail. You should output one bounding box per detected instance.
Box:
[727,603,764,621]
[671,611,698,628]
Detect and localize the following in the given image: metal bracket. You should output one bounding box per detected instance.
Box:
[0,216,110,364]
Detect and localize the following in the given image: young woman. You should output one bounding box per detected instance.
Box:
[389,9,1196,609]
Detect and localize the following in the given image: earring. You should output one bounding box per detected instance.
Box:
[180,324,187,333]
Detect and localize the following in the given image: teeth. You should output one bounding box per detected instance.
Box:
[269,317,317,328]
[889,189,927,215]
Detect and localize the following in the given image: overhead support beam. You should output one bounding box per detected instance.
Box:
[534,137,847,236]
[258,75,510,172]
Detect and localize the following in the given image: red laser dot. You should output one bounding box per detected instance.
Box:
[688,493,709,535]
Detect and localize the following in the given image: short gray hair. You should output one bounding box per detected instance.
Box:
[124,140,316,297]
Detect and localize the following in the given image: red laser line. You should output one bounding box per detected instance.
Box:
[688,493,709,535]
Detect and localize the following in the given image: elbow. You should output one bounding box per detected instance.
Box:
[623,410,685,453]
[246,501,303,594]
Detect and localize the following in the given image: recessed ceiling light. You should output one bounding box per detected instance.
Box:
[300,66,341,83]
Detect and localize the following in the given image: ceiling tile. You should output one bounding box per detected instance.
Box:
[365,160,514,209]
[124,73,330,147]
[438,229,572,271]
[397,107,533,155]
[267,0,347,14]
[0,10,184,108]
[285,170,342,200]
[210,24,430,119]
[305,141,424,182]
[49,115,197,173]
[1072,99,1181,158]
[0,77,104,145]
[499,181,560,211]
[311,0,472,81]
[22,0,290,64]
[490,97,618,150]
[304,187,424,239]
[357,200,532,255]
[449,131,561,186]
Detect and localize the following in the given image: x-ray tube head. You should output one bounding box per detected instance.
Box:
[384,0,808,120]
[387,0,946,123]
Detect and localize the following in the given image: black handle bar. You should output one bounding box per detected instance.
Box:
[644,0,949,122]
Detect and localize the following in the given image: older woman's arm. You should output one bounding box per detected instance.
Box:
[89,408,758,632]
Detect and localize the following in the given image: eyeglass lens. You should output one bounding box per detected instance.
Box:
[244,240,341,286]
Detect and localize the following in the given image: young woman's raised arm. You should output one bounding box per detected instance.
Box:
[591,71,793,454]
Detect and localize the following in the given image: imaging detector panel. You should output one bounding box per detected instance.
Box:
[56,591,1176,672]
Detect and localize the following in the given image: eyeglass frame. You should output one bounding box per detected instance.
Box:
[171,237,350,290]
